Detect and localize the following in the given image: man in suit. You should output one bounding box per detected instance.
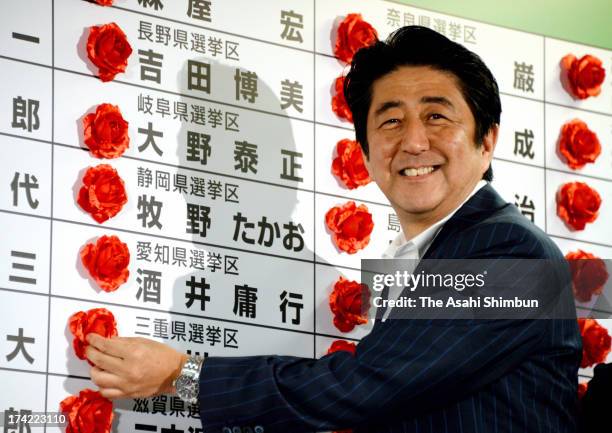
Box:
[86,26,582,432]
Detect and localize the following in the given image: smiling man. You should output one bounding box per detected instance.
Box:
[363,66,495,239]
[86,26,581,432]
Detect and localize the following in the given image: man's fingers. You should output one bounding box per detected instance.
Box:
[87,333,129,358]
[90,365,121,389]
[97,387,125,400]
[86,345,124,373]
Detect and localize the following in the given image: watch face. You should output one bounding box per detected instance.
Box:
[175,375,198,401]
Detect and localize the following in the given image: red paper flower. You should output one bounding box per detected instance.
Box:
[60,388,113,433]
[325,201,374,254]
[77,164,127,223]
[334,13,378,64]
[556,182,601,231]
[329,276,370,332]
[94,0,113,5]
[83,103,129,159]
[566,249,609,303]
[327,339,357,355]
[578,318,611,368]
[558,119,601,169]
[560,54,606,100]
[69,308,118,366]
[87,22,132,82]
[81,235,130,292]
[332,138,371,189]
[578,381,588,400]
[332,76,353,123]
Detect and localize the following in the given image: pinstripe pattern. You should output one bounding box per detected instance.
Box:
[197,184,581,433]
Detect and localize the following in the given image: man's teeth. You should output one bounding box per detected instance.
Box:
[401,166,435,177]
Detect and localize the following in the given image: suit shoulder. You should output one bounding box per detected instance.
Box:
[450,205,564,259]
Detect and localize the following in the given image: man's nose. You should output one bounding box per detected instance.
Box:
[399,118,430,154]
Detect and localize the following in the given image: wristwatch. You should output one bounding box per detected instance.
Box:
[173,354,204,404]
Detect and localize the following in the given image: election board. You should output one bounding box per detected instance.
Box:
[0,1,611,432]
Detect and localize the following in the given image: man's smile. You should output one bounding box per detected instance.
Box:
[398,165,441,177]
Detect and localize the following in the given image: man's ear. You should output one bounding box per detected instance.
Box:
[359,142,371,173]
[481,124,499,166]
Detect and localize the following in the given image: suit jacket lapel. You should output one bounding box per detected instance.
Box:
[374,184,509,324]
[423,183,508,260]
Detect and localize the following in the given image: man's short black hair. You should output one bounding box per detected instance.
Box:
[344,25,501,182]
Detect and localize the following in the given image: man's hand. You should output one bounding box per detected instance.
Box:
[85,333,188,400]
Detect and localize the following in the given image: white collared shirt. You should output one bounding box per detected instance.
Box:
[379,180,487,321]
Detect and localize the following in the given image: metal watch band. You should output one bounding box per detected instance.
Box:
[174,354,204,404]
[183,355,204,375]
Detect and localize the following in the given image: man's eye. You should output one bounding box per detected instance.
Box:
[429,113,446,120]
[382,118,399,126]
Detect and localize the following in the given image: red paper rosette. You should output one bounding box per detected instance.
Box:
[556,181,601,231]
[69,307,118,366]
[332,138,371,189]
[327,339,357,355]
[565,249,609,303]
[578,381,588,400]
[87,22,132,82]
[81,235,130,292]
[77,164,128,223]
[325,200,374,254]
[578,318,611,368]
[329,276,370,332]
[334,13,378,64]
[558,119,601,169]
[332,75,353,123]
[560,54,606,100]
[83,103,130,159]
[60,388,113,433]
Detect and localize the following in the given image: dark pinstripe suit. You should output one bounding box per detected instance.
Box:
[197,184,582,433]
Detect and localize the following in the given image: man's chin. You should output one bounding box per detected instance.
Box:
[394,199,441,216]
